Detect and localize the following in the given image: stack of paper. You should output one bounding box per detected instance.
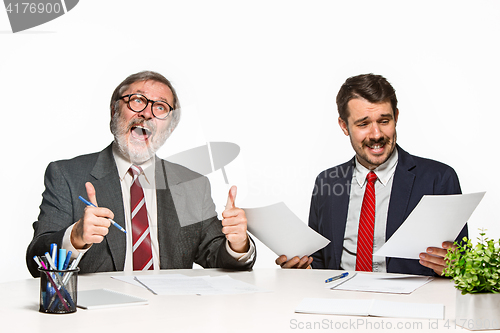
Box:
[296,298,444,320]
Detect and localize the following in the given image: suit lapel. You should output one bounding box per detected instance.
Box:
[89,144,126,271]
[333,159,354,267]
[319,159,354,268]
[386,146,416,240]
[155,158,182,269]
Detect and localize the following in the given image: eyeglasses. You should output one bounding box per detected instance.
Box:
[119,94,173,119]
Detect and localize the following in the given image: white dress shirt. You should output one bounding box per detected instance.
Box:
[340,149,398,272]
[113,149,160,271]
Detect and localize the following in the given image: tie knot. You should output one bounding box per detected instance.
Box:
[366,171,378,183]
[129,165,143,178]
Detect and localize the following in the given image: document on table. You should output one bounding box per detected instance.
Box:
[244,202,330,258]
[374,192,485,259]
[78,289,148,309]
[296,298,444,320]
[113,274,268,295]
[326,273,432,294]
[112,274,186,288]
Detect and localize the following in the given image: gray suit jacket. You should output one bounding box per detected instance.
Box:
[26,144,254,277]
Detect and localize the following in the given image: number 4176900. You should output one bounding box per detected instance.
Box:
[5,2,62,14]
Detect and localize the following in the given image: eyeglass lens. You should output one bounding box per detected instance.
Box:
[128,94,170,119]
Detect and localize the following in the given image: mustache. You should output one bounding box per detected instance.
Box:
[363,137,389,146]
[127,117,156,134]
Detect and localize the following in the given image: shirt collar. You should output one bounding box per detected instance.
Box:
[354,147,399,187]
[112,143,155,185]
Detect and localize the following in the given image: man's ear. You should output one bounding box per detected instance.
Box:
[338,117,349,136]
[394,108,399,124]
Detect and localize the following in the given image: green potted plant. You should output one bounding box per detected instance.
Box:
[443,230,500,330]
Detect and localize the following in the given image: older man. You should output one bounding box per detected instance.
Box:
[27,71,255,276]
[277,73,467,276]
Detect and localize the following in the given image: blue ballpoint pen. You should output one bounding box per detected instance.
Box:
[62,251,72,270]
[78,196,127,233]
[325,272,349,283]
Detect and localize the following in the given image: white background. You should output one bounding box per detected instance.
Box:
[1,1,499,283]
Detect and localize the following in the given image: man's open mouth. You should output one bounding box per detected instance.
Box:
[368,143,384,149]
[130,125,152,141]
[365,141,387,154]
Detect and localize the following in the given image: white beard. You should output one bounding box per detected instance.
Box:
[110,111,170,164]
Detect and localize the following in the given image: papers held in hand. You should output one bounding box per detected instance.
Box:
[244,202,330,259]
[374,192,485,259]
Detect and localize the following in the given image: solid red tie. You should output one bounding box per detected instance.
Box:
[356,171,378,272]
[129,165,153,271]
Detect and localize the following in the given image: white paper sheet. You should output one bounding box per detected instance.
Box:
[196,275,268,295]
[112,274,187,288]
[244,202,330,258]
[374,192,485,259]
[326,273,432,294]
[296,298,444,320]
[135,275,215,295]
[121,274,268,295]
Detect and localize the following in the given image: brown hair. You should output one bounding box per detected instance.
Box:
[336,73,397,123]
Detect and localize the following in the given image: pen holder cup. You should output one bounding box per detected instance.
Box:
[38,267,79,314]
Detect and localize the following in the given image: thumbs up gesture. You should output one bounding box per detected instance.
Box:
[221,186,249,253]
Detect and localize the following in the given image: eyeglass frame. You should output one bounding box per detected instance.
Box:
[119,93,174,120]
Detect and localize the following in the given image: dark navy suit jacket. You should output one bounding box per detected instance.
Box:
[308,145,468,276]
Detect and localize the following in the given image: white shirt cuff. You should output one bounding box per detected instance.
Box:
[63,223,92,260]
[225,235,255,262]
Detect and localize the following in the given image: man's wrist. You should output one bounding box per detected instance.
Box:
[226,236,255,262]
[69,221,90,250]
[63,223,91,260]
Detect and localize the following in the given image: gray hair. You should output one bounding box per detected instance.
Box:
[110,70,181,132]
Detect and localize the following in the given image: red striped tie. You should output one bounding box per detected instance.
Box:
[356,171,378,272]
[129,165,153,271]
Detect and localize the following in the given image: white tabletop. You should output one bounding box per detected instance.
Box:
[1,268,475,332]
